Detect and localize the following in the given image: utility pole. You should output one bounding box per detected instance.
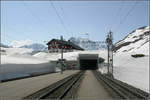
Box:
[106,34,110,74]
[110,31,113,75]
[107,38,110,74]
[106,31,113,76]
[61,36,63,74]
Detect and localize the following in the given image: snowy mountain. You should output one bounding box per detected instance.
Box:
[115,26,150,55]
[69,37,107,50]
[20,43,47,52]
[10,40,47,51]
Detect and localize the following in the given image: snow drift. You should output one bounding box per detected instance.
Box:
[113,26,149,92]
[0,47,55,81]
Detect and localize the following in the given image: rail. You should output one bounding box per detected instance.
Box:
[93,70,149,100]
[24,71,85,100]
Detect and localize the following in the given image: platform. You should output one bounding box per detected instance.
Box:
[0,70,79,100]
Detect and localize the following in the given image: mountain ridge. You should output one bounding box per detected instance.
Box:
[114,26,150,54]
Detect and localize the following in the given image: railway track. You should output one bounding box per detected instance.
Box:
[93,70,149,100]
[24,71,85,100]
[24,70,149,100]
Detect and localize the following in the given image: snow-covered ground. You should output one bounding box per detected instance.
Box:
[113,52,149,92]
[0,47,55,81]
[1,47,34,56]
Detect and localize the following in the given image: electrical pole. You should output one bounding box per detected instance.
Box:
[61,36,63,74]
[106,34,110,74]
[110,31,113,76]
[107,39,110,74]
[106,31,113,76]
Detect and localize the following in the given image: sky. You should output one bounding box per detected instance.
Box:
[1,1,149,46]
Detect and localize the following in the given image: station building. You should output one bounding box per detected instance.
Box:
[47,39,84,53]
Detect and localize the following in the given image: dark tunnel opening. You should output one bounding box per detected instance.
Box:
[80,60,98,70]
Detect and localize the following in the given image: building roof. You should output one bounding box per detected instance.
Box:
[47,39,84,50]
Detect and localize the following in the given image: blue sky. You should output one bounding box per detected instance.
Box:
[1,1,149,46]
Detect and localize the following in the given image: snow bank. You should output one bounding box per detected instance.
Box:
[113,52,149,92]
[0,47,56,81]
[1,55,49,64]
[0,63,55,81]
[109,26,150,92]
[0,55,56,81]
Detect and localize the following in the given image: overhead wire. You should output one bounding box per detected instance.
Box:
[22,1,49,33]
[22,1,55,43]
[59,5,74,38]
[113,0,138,33]
[109,1,123,31]
[49,1,70,37]
[111,0,124,30]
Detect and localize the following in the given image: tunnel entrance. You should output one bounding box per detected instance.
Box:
[80,60,98,70]
[78,54,98,70]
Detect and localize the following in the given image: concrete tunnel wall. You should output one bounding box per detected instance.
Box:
[78,54,99,70]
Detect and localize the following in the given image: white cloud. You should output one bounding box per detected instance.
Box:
[10,39,33,48]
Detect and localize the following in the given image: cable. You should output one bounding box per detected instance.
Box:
[59,5,74,38]
[113,1,138,33]
[22,1,49,32]
[49,1,69,36]
[111,0,125,30]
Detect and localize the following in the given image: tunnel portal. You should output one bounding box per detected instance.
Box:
[78,54,98,70]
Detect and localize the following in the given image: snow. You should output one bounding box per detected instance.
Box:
[10,39,33,48]
[117,38,149,54]
[0,47,56,81]
[33,52,60,60]
[113,52,149,93]
[9,39,46,51]
[123,26,149,42]
[133,41,149,55]
[0,62,55,81]
[1,47,34,56]
[116,26,149,47]
[1,55,49,64]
